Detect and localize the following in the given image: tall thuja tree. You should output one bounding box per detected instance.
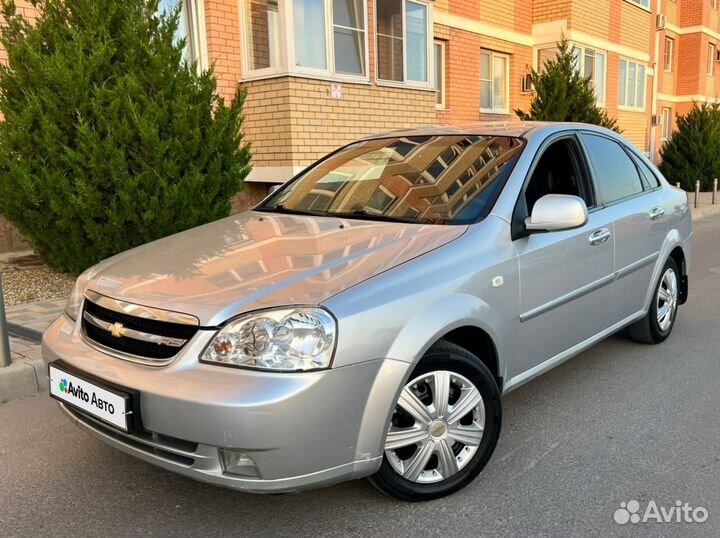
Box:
[660,102,720,191]
[516,38,619,132]
[0,0,251,273]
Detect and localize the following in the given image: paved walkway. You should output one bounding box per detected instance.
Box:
[690,190,720,219]
[5,299,64,363]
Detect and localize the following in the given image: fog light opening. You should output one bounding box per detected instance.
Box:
[220,449,260,478]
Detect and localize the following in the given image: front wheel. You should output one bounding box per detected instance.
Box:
[627,257,680,344]
[368,341,501,501]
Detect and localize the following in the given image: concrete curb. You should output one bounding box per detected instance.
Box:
[0,356,47,404]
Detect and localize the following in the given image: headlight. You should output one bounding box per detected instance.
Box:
[64,268,94,321]
[201,307,337,371]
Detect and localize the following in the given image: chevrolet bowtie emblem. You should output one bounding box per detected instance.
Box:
[109,322,127,338]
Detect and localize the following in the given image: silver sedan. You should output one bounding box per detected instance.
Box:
[43,122,692,501]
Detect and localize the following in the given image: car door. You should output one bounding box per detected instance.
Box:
[511,134,615,379]
[579,133,667,325]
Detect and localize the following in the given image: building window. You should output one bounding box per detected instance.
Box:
[434,40,446,109]
[376,0,431,84]
[537,47,559,70]
[242,0,368,78]
[480,50,509,113]
[664,37,674,72]
[244,0,281,72]
[293,0,327,70]
[572,46,606,106]
[708,43,716,76]
[625,0,650,8]
[662,107,672,141]
[619,58,646,110]
[158,0,207,69]
[332,0,367,76]
[291,0,367,76]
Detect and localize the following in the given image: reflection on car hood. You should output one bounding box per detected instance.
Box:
[85,211,467,325]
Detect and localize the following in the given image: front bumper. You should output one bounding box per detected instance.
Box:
[42,314,410,493]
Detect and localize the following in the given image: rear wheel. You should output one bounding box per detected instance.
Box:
[627,257,680,344]
[369,341,501,501]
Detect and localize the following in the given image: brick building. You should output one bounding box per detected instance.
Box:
[175,0,720,206]
[1,0,719,252]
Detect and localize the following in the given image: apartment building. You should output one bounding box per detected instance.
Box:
[156,0,714,205]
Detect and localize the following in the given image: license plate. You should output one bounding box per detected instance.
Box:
[49,362,131,432]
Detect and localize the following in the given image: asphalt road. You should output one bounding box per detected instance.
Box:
[1,218,719,538]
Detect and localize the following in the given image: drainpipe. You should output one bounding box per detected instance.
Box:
[649,0,662,162]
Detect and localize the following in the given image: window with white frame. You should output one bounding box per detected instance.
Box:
[376,0,431,84]
[434,40,446,108]
[158,0,207,68]
[572,46,606,106]
[244,0,281,72]
[708,43,716,76]
[661,107,672,141]
[625,0,650,8]
[619,58,646,109]
[537,47,559,70]
[664,37,673,72]
[291,0,367,76]
[480,50,508,113]
[242,0,368,78]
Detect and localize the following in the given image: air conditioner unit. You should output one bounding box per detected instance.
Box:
[521,73,533,93]
[651,114,662,126]
[656,14,666,30]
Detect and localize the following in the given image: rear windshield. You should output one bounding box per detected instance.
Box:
[258,135,524,225]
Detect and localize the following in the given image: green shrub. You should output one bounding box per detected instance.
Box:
[659,102,720,191]
[516,38,619,132]
[0,0,251,274]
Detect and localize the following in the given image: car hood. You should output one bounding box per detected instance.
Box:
[85,211,466,326]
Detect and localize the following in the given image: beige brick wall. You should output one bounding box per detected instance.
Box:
[533,0,572,24]
[242,76,436,169]
[571,0,611,37]
[617,109,648,149]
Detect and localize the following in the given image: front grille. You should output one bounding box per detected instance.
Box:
[81,292,199,364]
[65,405,198,466]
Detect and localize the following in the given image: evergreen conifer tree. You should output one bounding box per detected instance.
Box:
[516,38,619,132]
[659,102,720,191]
[0,0,251,273]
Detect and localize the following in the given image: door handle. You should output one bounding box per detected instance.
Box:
[649,207,665,221]
[588,228,611,246]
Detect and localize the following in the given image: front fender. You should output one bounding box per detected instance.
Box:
[386,292,507,378]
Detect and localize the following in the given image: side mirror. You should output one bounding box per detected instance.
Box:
[268,184,282,195]
[525,194,588,232]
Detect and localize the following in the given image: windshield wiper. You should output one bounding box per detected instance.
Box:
[330,210,431,225]
[255,204,325,217]
[257,205,432,224]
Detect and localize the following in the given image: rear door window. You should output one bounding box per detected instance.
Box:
[632,155,661,189]
[581,134,644,204]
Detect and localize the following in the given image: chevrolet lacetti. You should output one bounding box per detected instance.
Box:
[43,122,692,501]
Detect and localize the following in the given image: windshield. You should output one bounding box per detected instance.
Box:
[257,135,524,225]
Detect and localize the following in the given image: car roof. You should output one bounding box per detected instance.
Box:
[359,121,614,141]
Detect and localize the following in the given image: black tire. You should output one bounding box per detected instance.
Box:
[627,257,680,344]
[368,340,502,502]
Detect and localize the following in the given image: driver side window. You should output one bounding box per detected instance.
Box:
[524,138,591,214]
